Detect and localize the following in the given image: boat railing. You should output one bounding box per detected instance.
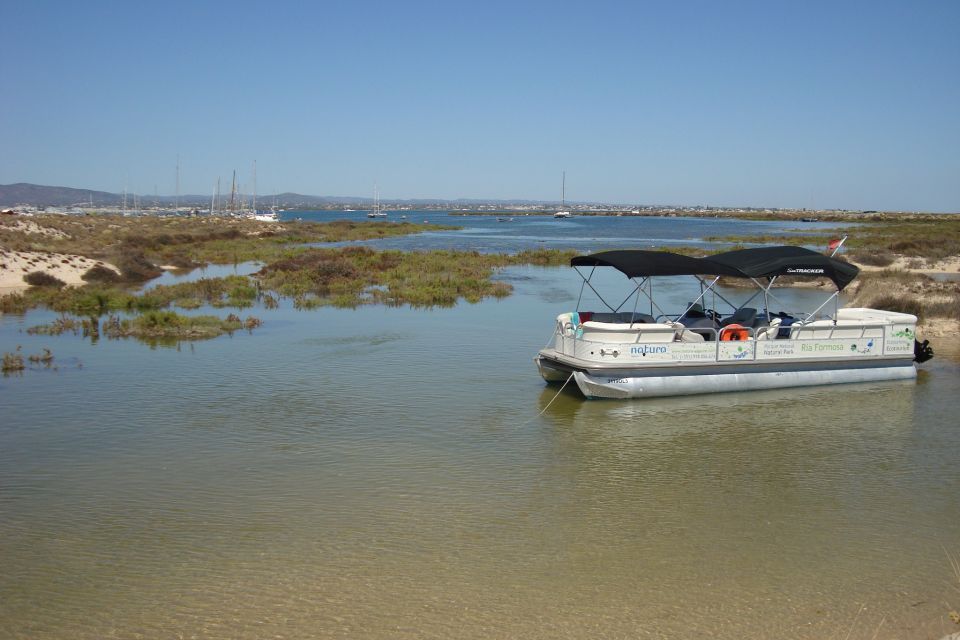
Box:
[788,320,888,340]
[554,315,892,362]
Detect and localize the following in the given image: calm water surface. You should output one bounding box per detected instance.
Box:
[1,217,958,639]
[291,210,847,253]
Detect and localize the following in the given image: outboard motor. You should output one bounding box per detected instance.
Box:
[914,339,934,363]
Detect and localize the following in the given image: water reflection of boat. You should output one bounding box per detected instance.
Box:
[535,246,934,399]
[538,377,917,423]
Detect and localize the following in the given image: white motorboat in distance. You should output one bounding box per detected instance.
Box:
[252,208,279,222]
[535,246,934,399]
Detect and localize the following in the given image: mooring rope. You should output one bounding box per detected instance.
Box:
[522,372,575,425]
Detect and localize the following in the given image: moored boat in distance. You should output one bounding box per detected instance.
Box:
[554,170,572,218]
[367,184,387,218]
[535,246,934,399]
[252,208,279,222]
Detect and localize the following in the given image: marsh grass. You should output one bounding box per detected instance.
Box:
[3,245,581,316]
[27,348,54,365]
[1,346,55,374]
[848,249,897,267]
[946,548,960,628]
[869,294,925,320]
[706,216,960,263]
[27,315,82,336]
[257,247,577,308]
[2,347,25,374]
[703,233,837,247]
[1,214,456,268]
[0,292,28,313]
[850,270,960,321]
[100,310,263,342]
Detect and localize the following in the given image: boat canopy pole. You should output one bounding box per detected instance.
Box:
[735,286,765,311]
[612,279,645,313]
[626,277,674,322]
[752,276,841,323]
[575,265,624,312]
[693,275,741,313]
[630,279,642,325]
[798,290,841,325]
[677,276,722,321]
[649,278,655,317]
[574,265,595,311]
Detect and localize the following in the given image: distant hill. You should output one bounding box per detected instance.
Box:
[0,183,567,209]
[0,183,124,207]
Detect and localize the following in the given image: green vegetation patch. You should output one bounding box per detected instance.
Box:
[256,246,579,308]
[0,215,457,276]
[2,346,55,375]
[704,216,960,265]
[25,311,264,346]
[846,216,960,263]
[849,269,960,322]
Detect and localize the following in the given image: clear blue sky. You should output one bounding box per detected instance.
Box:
[2,0,958,211]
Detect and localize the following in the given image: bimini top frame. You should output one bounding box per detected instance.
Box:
[570,246,860,325]
[571,246,859,290]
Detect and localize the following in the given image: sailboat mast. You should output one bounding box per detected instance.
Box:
[562,170,565,208]
[252,160,257,215]
[175,155,180,214]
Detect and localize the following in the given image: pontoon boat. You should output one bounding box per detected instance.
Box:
[535,246,933,399]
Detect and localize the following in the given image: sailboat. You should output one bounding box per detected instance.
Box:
[554,171,571,218]
[367,184,387,218]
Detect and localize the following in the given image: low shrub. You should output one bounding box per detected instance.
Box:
[81,264,121,284]
[850,250,896,267]
[924,297,960,320]
[871,294,924,321]
[24,271,66,288]
[115,251,163,281]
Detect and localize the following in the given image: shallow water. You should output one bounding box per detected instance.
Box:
[1,235,958,638]
[293,209,845,253]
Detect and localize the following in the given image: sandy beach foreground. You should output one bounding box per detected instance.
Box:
[0,248,119,296]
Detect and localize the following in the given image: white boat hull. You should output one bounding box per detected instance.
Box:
[565,363,917,399]
[536,306,925,400]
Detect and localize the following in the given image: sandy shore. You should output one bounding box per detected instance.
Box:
[0,249,120,296]
[852,255,960,275]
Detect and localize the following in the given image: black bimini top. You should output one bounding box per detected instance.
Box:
[571,246,860,290]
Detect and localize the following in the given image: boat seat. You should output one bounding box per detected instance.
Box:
[682,302,707,318]
[677,316,718,329]
[587,311,655,324]
[721,307,757,328]
[670,322,705,342]
[755,318,782,340]
[580,321,675,342]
